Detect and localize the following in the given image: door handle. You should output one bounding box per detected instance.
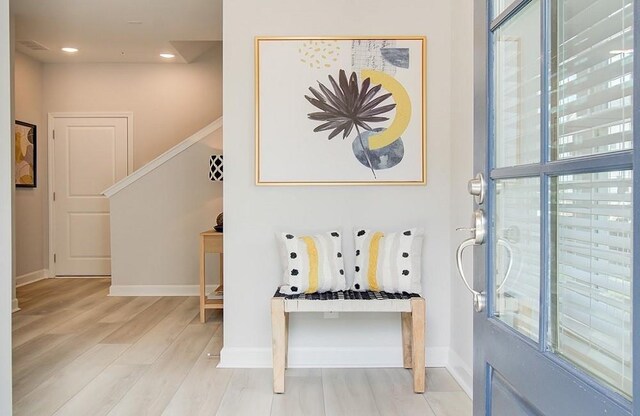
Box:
[455,238,486,312]
[455,209,487,312]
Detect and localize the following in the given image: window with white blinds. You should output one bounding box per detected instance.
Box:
[549,0,633,399]
[551,171,632,398]
[553,0,633,159]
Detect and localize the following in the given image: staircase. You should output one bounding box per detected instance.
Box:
[104,117,223,296]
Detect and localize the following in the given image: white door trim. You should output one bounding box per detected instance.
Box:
[1,0,13,411]
[47,112,133,275]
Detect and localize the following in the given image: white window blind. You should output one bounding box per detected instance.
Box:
[551,0,633,399]
[553,171,632,398]
[554,0,633,159]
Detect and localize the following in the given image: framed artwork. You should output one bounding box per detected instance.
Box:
[15,120,37,188]
[256,36,427,185]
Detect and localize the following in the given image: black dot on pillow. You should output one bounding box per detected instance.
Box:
[357,230,366,237]
[331,232,339,237]
[354,283,361,289]
[402,252,409,258]
[291,286,298,292]
[355,266,360,272]
[286,234,294,239]
[356,249,361,256]
[339,269,344,275]
[291,269,299,276]
[290,252,297,259]
[337,252,342,258]
[403,231,412,236]
[402,270,410,276]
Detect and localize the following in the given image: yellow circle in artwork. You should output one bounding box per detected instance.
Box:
[361,70,412,150]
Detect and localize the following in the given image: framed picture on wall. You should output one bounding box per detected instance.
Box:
[255,36,427,186]
[15,120,37,188]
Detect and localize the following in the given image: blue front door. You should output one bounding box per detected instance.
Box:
[468,0,639,414]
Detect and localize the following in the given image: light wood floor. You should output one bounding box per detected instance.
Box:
[13,278,472,416]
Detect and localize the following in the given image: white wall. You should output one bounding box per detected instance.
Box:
[109,124,223,294]
[43,43,223,169]
[448,0,475,396]
[14,52,46,279]
[1,0,14,411]
[223,0,456,368]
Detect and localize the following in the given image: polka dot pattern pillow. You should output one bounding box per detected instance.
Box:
[279,231,347,295]
[351,228,423,294]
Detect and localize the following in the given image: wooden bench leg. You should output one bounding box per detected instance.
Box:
[411,298,425,393]
[401,312,412,369]
[284,312,289,368]
[272,297,286,393]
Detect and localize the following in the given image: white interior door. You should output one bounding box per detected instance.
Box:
[53,116,128,276]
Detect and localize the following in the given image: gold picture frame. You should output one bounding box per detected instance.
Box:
[15,120,37,188]
[255,36,427,186]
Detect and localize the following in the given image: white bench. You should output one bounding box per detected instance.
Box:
[271,289,426,393]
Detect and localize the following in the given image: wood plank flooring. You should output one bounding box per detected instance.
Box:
[13,278,471,416]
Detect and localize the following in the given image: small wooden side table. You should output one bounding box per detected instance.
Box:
[200,230,223,323]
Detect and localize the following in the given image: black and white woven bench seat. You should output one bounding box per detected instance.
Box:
[273,288,421,312]
[271,287,426,394]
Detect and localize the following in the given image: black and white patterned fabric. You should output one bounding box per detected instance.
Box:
[278,230,347,295]
[209,155,223,181]
[351,228,423,295]
[274,287,420,300]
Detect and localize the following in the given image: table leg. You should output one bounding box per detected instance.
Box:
[199,235,206,323]
[217,254,224,294]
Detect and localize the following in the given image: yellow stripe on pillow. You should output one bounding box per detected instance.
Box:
[367,232,384,291]
[301,236,319,293]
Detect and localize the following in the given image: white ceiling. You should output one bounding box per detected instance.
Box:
[11,0,222,63]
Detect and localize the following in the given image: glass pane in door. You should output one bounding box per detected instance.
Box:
[494,0,541,168]
[550,171,633,398]
[494,177,540,341]
[493,0,519,19]
[552,0,633,159]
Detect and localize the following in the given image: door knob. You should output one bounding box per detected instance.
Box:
[467,173,486,205]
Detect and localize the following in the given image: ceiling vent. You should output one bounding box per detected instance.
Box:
[17,40,49,51]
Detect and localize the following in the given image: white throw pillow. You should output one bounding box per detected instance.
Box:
[278,231,347,295]
[351,228,423,294]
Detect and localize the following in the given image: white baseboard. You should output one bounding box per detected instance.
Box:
[218,347,271,368]
[54,275,110,279]
[428,347,449,367]
[12,298,19,313]
[447,349,473,399]
[218,346,449,369]
[109,284,216,297]
[16,269,50,287]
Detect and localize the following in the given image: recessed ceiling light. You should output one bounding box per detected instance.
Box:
[160,53,175,59]
[61,47,78,53]
[127,20,143,25]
